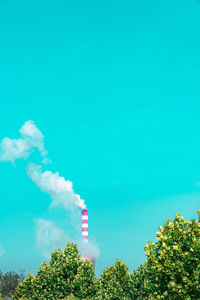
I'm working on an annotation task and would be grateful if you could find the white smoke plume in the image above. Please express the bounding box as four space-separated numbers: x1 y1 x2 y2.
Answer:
78 239 100 259
0 120 99 258
27 163 86 210
35 219 99 259
0 120 47 164
0 243 5 258
35 218 68 258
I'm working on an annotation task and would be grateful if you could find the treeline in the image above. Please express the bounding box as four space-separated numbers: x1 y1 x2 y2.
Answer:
0 270 25 299
3 210 200 299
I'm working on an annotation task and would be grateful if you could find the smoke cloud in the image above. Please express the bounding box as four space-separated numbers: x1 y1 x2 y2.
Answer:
0 120 99 259
35 218 68 258
0 120 85 210
35 219 99 259
0 120 47 164
78 239 100 259
27 163 86 210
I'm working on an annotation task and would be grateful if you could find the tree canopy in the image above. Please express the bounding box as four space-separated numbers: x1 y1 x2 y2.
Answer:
144 211 200 299
12 210 200 299
0 270 25 299
99 258 133 300
13 243 99 300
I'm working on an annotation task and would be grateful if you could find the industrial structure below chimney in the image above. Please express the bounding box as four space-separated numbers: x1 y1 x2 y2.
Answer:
81 209 95 267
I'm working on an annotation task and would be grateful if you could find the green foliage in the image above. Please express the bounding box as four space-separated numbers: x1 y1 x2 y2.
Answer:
12 211 200 299
13 243 99 300
64 296 79 300
0 270 25 299
129 263 150 299
144 211 200 299
61 296 92 300
62 296 82 300
99 258 133 299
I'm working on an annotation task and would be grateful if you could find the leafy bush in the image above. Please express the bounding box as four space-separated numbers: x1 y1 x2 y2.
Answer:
99 259 133 299
129 263 150 299
13 243 99 300
144 211 200 299
61 296 92 300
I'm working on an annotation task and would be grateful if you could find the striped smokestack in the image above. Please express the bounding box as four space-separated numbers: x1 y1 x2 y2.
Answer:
81 209 96 268
82 209 88 242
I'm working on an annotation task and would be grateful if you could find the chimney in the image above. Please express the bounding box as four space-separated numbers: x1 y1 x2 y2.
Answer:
82 209 88 242
81 209 95 267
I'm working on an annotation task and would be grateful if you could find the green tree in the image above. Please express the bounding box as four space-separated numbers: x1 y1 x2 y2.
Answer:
144 211 200 299
129 263 150 299
0 270 25 299
13 243 99 300
99 259 133 300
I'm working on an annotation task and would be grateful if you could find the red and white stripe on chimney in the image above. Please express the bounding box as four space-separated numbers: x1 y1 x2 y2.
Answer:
82 209 88 242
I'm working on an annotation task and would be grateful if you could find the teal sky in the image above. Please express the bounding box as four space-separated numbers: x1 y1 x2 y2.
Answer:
1 0 200 276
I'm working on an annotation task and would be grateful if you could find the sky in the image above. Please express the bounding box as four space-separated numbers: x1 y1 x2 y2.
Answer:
0 0 200 276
